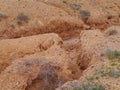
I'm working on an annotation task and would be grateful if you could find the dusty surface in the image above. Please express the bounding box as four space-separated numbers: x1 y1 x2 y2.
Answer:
57 26 120 90
0 33 62 71
0 0 120 40
0 0 120 90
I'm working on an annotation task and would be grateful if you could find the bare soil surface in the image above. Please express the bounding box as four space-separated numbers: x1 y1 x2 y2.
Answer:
0 0 120 90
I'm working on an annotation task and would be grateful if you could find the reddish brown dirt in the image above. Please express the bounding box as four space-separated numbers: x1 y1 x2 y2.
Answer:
0 0 120 90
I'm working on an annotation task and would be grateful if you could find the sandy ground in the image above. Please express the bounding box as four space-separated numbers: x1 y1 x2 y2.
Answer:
0 0 120 90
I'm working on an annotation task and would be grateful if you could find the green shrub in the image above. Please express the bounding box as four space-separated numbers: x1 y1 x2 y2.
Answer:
106 49 120 59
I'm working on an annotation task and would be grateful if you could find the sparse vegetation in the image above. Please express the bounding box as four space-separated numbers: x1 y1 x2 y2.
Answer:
0 13 8 19
105 29 118 36
106 49 120 59
88 49 120 80
0 1 120 90
107 69 120 78
61 0 67 3
86 76 95 81
9 23 15 28
74 82 105 90
79 10 90 22
16 13 29 25
69 4 81 11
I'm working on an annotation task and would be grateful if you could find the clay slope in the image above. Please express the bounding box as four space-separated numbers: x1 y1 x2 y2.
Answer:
0 57 64 90
0 33 62 71
0 0 120 90
0 33 81 90
0 0 120 40
57 26 120 90
0 0 84 40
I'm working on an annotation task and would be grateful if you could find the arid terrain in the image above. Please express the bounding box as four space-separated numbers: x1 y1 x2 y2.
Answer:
0 0 120 90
